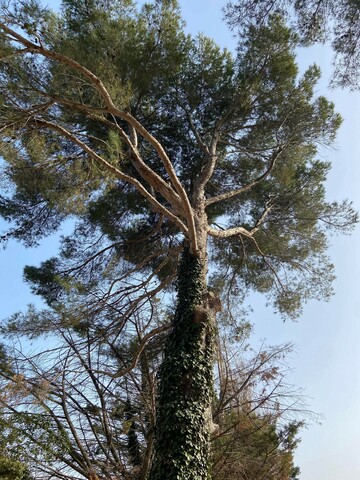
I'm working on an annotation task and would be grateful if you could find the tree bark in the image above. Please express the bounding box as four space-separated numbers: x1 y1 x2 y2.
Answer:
149 247 218 480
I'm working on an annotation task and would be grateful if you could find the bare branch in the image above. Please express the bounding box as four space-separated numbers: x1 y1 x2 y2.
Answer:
251 201 274 234
179 103 210 155
0 46 31 60
208 225 253 239
206 147 283 207
97 324 171 379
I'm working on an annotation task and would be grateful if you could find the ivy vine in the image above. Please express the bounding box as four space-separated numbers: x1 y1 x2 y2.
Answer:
150 248 215 480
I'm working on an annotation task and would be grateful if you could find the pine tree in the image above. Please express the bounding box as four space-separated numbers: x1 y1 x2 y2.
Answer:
0 1 357 478
225 0 360 88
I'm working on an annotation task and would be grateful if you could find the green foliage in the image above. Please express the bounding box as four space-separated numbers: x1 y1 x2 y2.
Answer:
212 415 302 480
0 414 34 480
225 0 360 88
23 258 62 305
0 456 30 480
124 399 142 467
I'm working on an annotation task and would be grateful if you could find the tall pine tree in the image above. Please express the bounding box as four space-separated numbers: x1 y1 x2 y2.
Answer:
0 1 357 478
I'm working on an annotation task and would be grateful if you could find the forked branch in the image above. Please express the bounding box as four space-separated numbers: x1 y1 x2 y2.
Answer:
206 147 283 207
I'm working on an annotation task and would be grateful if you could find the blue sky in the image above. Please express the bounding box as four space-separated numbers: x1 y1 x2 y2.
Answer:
1 1 360 478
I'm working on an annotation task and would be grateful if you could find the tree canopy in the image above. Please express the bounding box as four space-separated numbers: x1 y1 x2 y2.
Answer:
225 0 360 88
0 1 355 316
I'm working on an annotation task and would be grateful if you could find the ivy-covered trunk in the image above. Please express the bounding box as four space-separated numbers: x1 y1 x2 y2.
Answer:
149 247 217 480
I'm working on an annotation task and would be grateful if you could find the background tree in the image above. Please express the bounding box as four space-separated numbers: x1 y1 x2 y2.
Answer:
212 331 305 480
0 0 357 478
0 306 305 480
0 346 33 480
225 0 360 88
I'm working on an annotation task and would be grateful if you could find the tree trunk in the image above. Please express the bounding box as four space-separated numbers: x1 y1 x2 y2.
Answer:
149 247 217 480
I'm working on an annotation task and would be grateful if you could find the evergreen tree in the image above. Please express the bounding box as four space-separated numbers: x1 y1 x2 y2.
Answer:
225 0 360 88
0 346 33 480
0 1 356 478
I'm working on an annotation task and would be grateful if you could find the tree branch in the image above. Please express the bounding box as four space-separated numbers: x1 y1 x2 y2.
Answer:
0 23 199 252
29 119 189 236
95 324 171 379
251 201 274 234
206 147 283 207
208 225 253 239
